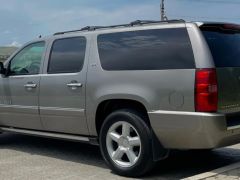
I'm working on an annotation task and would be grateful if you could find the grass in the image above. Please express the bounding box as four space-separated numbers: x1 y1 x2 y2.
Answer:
0 46 18 61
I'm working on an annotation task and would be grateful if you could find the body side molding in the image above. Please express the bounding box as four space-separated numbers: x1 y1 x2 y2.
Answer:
0 127 98 145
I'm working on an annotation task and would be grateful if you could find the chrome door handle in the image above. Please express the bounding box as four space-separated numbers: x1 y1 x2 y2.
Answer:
67 83 82 88
24 83 37 88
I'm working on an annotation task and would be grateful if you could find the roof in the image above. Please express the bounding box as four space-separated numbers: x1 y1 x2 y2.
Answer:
195 21 240 27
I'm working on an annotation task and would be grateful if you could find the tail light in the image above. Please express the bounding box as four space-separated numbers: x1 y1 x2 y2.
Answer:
195 68 218 112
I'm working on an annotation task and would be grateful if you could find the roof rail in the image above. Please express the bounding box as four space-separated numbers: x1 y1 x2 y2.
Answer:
53 19 185 35
54 30 81 35
80 26 104 31
130 20 158 26
129 19 185 26
54 26 106 35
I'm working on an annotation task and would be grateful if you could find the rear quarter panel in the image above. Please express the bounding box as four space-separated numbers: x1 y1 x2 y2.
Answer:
86 26 196 136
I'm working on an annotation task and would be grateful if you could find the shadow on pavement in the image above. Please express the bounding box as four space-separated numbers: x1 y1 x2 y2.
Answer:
144 148 240 179
0 133 106 169
1 133 240 179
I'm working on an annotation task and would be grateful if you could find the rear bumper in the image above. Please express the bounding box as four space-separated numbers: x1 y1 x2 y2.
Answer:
148 110 240 149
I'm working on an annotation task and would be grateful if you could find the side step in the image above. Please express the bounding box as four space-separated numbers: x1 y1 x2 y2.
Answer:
0 127 98 145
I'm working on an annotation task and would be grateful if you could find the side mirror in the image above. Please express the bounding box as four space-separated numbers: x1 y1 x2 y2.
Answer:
0 62 6 75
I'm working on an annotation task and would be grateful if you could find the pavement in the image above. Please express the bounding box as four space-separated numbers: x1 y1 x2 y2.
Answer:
1 133 240 179
185 162 240 180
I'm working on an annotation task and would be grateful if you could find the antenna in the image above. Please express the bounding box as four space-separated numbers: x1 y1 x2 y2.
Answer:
160 0 168 21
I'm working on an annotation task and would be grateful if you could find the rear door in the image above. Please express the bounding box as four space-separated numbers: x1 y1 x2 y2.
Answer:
39 36 89 135
200 24 240 113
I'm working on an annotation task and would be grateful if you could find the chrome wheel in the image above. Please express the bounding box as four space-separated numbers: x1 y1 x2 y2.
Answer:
106 121 141 168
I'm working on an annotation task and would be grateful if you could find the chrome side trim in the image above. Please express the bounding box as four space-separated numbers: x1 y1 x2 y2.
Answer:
40 106 85 112
0 104 85 112
0 127 90 142
0 105 84 114
0 104 38 110
148 110 223 117
7 73 80 78
40 73 79 77
8 74 41 78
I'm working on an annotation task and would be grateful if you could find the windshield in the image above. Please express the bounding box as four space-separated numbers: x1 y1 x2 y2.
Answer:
201 24 240 67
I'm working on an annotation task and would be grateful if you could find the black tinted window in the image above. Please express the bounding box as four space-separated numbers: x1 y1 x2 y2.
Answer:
48 37 86 74
201 26 240 67
97 28 195 70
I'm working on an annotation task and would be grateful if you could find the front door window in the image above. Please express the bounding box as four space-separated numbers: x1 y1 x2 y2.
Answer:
9 42 45 76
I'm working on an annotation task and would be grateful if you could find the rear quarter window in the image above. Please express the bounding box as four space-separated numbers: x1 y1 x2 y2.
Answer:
97 28 195 71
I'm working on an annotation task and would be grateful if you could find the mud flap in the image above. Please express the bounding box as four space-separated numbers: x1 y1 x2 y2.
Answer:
151 130 169 162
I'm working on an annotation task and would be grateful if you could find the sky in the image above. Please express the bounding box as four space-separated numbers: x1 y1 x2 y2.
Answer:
0 0 240 46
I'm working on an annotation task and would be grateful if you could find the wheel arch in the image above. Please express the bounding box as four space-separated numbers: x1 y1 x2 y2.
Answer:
95 98 169 163
95 98 151 135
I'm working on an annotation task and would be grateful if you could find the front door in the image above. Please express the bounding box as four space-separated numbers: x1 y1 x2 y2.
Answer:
0 42 46 130
39 36 89 135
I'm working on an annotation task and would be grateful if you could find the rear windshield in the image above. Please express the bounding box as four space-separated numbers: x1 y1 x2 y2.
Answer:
201 25 240 67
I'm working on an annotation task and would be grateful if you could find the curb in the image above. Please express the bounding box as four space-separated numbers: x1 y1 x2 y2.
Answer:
182 162 240 180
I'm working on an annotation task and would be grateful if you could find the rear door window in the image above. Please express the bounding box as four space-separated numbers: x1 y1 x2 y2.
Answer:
201 25 240 67
48 37 86 74
97 28 195 71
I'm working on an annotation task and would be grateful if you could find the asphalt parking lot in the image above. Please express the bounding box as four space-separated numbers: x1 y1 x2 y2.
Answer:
1 133 240 180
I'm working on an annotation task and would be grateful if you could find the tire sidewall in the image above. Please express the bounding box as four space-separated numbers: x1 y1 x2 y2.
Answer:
99 110 153 177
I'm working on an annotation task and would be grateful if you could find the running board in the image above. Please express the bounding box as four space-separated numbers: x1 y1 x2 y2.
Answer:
0 127 97 144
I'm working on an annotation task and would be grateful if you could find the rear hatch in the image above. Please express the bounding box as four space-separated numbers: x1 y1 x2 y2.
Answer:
200 23 240 113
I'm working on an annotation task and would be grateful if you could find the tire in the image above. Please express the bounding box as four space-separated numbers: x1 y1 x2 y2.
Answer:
99 109 155 177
